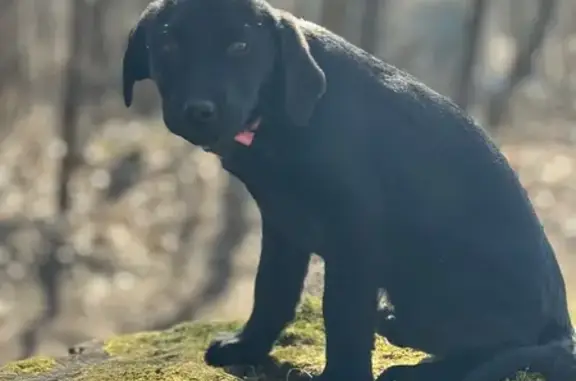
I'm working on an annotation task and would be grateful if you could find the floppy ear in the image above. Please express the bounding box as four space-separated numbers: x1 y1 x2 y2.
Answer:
277 15 326 126
122 22 150 108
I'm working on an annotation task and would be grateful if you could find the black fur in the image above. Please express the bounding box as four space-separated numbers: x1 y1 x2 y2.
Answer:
122 1 576 380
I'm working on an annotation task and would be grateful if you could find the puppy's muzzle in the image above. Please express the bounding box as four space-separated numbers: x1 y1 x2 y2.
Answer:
184 99 218 125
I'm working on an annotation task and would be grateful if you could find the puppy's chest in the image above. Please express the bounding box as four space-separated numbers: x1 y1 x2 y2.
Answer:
256 189 327 254
223 144 348 255
229 161 327 253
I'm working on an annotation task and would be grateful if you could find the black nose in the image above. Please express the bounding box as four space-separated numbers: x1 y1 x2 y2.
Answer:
184 100 217 124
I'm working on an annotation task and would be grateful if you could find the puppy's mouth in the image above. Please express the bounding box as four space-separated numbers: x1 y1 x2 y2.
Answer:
233 115 262 147
202 111 262 154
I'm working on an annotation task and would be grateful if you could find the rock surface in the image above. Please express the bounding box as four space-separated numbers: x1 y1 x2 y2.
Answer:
0 298 542 381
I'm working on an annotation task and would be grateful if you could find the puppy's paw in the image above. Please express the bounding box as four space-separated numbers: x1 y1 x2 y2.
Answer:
204 331 269 367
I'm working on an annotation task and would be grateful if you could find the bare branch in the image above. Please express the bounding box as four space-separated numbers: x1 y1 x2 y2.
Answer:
454 0 490 110
487 0 558 128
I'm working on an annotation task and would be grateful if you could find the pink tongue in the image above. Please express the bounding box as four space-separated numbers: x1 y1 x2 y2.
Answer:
234 131 255 146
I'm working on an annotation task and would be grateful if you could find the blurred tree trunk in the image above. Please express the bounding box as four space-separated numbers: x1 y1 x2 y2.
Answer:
360 0 388 55
487 0 558 128
0 0 26 133
507 0 539 44
320 0 348 34
58 0 86 214
23 0 86 356
20 0 88 359
454 0 489 110
89 0 112 68
86 0 115 124
0 0 20 90
87 0 112 97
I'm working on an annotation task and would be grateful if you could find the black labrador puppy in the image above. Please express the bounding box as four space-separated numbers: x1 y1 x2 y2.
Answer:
122 1 576 380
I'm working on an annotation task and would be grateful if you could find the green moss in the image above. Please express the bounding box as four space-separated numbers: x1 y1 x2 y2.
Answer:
0 297 549 381
0 356 56 376
511 371 545 381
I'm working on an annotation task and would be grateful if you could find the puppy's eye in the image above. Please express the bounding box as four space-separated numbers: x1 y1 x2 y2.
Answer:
227 41 249 56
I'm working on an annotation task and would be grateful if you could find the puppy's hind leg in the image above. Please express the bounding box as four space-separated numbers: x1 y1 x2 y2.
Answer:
461 339 576 381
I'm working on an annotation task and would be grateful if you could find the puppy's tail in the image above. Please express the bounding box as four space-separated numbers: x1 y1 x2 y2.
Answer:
462 337 576 381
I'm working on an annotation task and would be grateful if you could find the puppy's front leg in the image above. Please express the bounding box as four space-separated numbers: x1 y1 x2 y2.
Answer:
320 233 379 381
205 217 310 367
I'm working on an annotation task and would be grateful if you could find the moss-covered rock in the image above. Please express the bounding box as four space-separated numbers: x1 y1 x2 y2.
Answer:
0 297 544 381
0 357 57 377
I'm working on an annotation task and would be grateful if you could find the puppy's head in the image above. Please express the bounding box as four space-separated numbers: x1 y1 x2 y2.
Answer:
123 0 326 155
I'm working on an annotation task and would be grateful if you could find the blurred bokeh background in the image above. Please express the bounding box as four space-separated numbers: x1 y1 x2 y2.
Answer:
0 0 575 364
